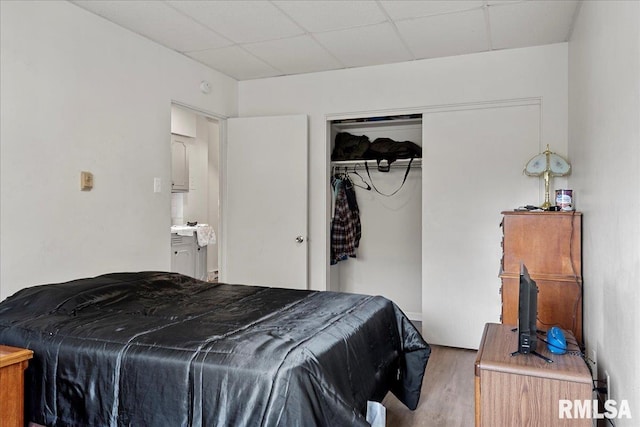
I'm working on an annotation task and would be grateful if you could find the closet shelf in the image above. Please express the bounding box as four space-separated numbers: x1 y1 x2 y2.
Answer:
331 158 422 169
332 116 422 130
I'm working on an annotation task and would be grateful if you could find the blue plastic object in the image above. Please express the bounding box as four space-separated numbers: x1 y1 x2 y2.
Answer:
546 326 567 354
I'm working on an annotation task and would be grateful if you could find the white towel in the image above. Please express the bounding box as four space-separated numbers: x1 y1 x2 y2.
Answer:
171 225 196 237
195 224 217 247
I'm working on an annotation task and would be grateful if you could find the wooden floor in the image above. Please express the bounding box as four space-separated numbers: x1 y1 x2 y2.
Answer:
382 345 477 427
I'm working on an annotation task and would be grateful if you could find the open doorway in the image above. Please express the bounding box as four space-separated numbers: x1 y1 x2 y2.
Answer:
170 103 221 281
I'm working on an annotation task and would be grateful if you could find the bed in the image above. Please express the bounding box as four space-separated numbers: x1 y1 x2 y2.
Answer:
0 272 430 427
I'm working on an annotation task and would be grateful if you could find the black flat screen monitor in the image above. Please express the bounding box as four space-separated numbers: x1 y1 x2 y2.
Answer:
518 263 539 354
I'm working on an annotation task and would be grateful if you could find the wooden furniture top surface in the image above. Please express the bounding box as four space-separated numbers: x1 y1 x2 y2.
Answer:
0 344 33 368
475 323 590 384
501 211 582 216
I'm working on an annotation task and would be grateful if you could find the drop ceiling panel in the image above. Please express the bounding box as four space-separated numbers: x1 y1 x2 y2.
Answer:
380 0 484 20
187 46 280 81
314 23 412 68
167 0 304 44
489 0 579 49
244 35 343 75
396 8 489 59
274 0 386 32
69 0 581 81
73 0 231 51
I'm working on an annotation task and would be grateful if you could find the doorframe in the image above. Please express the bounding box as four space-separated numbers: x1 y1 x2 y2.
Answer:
170 100 227 280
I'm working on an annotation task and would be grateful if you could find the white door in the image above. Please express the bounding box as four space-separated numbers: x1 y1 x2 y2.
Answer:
422 103 541 349
223 115 308 289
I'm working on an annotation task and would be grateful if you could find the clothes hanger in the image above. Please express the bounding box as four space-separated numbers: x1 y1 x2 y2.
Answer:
349 164 372 191
342 167 354 189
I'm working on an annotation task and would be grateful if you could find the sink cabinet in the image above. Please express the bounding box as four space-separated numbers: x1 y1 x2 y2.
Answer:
171 234 206 280
195 245 207 281
171 234 195 277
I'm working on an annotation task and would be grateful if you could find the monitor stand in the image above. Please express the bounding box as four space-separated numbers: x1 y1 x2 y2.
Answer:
509 327 553 363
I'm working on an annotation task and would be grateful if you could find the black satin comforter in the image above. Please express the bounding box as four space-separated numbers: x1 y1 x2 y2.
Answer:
0 272 429 427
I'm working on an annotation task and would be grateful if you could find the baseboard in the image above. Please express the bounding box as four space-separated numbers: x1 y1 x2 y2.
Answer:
405 311 421 322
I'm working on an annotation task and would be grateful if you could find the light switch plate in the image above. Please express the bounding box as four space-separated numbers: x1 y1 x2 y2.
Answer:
80 171 93 191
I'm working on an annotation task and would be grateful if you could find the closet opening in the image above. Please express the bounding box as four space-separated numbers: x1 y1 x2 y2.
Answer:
328 114 423 323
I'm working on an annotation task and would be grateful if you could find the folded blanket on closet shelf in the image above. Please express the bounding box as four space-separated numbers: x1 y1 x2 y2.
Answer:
196 224 216 246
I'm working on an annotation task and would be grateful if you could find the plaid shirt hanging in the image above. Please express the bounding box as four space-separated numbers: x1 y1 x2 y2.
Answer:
331 179 361 265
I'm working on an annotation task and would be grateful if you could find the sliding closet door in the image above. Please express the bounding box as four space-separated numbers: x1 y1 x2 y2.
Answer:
422 103 540 349
223 115 308 289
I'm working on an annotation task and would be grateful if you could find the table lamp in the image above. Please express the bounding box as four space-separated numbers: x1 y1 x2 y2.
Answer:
524 145 571 209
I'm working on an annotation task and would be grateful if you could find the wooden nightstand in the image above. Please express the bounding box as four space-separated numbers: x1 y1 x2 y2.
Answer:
475 323 591 426
0 345 34 427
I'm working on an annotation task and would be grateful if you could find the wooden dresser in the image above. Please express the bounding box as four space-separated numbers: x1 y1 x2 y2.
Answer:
0 345 33 427
500 211 583 344
475 323 591 427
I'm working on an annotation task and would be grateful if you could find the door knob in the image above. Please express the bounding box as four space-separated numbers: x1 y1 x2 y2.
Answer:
295 236 304 243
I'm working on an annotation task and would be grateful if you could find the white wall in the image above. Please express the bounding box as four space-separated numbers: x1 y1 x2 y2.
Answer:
568 1 640 421
238 43 568 346
0 1 237 299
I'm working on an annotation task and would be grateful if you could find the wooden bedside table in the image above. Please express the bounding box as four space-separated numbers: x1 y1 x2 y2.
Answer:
475 323 591 426
0 345 34 427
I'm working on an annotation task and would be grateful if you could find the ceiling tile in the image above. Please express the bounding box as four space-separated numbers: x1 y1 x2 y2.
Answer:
489 1 579 49
72 1 231 52
314 23 412 68
274 1 386 32
69 0 580 81
380 0 484 20
396 8 489 59
167 0 304 44
244 35 343 75
187 46 280 80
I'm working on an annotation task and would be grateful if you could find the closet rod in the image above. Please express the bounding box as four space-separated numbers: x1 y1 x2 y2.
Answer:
330 158 422 170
